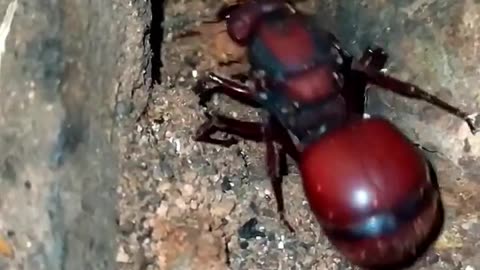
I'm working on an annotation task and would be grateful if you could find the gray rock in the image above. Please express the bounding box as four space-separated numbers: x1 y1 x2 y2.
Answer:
0 0 150 269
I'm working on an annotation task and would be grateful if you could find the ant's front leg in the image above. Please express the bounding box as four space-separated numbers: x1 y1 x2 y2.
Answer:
265 118 295 233
343 47 389 116
357 47 388 71
193 72 260 108
353 51 480 135
194 112 265 147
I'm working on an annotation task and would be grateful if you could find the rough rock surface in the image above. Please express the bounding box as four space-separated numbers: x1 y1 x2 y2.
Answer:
0 0 149 269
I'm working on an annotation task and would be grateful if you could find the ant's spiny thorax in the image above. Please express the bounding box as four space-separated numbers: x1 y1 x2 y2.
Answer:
255 88 349 148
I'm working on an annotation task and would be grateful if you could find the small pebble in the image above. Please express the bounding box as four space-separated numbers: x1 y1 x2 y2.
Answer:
168 206 182 218
239 241 249 249
190 200 198 210
174 197 187 210
115 100 133 118
24 181 31 190
183 171 198 182
221 177 233 192
238 217 266 239
181 183 195 198
152 162 174 181
157 182 172 193
116 246 130 263
210 198 236 217
119 220 135 235
156 203 169 218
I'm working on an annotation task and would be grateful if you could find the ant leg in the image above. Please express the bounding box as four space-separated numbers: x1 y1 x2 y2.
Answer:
357 47 388 71
195 112 299 233
265 119 295 233
343 47 388 116
230 72 250 83
194 112 265 147
194 112 297 231
193 72 260 107
413 143 438 154
357 47 390 116
353 57 480 135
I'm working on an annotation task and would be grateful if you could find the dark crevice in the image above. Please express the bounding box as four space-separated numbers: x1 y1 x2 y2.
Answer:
150 0 164 84
137 0 165 121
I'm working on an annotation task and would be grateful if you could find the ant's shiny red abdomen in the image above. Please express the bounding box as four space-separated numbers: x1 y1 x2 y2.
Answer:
301 117 439 267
